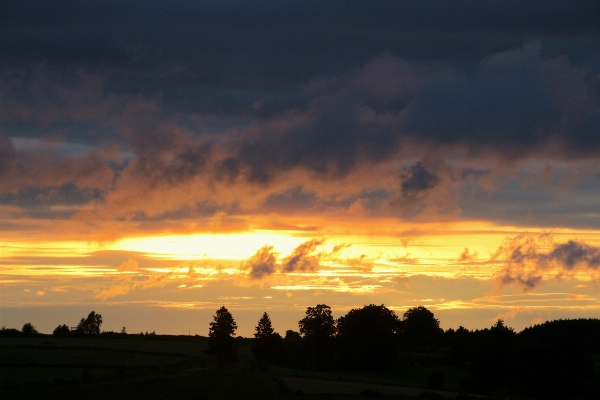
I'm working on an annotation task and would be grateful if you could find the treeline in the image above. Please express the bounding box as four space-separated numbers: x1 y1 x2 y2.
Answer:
0 311 166 338
209 304 600 400
1 311 107 338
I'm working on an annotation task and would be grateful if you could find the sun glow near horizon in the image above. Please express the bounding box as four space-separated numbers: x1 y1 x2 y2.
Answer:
111 230 316 260
4 221 600 335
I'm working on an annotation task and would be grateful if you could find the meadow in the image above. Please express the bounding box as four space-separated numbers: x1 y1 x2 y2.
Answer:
0 335 468 400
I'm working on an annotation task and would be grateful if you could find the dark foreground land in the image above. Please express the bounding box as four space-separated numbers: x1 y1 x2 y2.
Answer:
1 335 476 400
3 316 600 400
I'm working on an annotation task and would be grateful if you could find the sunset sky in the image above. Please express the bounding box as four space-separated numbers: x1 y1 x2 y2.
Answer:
2 0 600 337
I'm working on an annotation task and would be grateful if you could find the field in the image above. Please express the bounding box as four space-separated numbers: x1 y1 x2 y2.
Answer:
0 335 479 400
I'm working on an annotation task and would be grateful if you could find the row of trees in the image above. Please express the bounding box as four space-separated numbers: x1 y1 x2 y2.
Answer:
0 311 104 338
53 311 103 336
208 304 442 370
208 304 600 399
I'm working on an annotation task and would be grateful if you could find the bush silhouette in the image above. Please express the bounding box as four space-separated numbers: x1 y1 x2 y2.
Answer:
53 324 70 336
0 326 21 337
21 322 38 335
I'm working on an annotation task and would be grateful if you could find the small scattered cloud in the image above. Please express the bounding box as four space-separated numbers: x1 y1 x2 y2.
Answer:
490 306 529 322
118 258 139 272
458 248 477 262
390 254 419 264
282 238 325 273
243 245 279 280
97 284 132 300
240 239 362 279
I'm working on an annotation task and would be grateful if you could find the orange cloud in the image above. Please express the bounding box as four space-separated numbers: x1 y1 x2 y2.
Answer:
118 258 139 272
458 248 477 262
96 284 132 300
490 306 529 322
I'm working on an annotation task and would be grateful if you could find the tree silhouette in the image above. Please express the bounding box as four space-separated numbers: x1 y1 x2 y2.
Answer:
462 319 516 393
53 324 71 337
76 311 103 335
337 304 400 370
400 306 442 347
21 322 38 335
299 304 336 338
282 330 305 367
252 312 282 362
208 306 238 364
255 312 274 338
448 326 472 366
298 304 336 368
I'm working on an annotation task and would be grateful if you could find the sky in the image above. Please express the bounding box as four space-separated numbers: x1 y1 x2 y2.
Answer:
2 0 600 337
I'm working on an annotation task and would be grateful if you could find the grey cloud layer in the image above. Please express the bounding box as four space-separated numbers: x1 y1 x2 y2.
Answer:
2 1 600 227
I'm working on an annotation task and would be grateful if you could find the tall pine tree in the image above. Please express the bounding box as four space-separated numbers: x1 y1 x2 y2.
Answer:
254 312 274 339
252 312 282 362
208 306 238 364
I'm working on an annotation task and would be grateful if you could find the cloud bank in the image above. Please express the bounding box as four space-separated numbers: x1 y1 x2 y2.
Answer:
2 1 600 232
494 235 600 289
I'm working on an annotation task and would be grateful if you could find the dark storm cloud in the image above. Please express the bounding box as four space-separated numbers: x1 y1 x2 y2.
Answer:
0 184 102 207
0 184 103 219
400 162 440 201
0 135 17 177
222 43 600 183
2 1 600 226
3 1 599 75
459 172 600 229
3 1 599 122
494 235 600 290
129 140 212 185
401 41 600 158
263 186 318 213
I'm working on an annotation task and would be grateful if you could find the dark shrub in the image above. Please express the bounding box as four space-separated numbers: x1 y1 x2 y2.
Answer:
21 322 38 335
53 324 71 336
0 326 21 337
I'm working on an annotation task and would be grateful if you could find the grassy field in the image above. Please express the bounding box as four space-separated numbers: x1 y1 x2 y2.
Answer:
0 336 214 384
1 335 471 400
